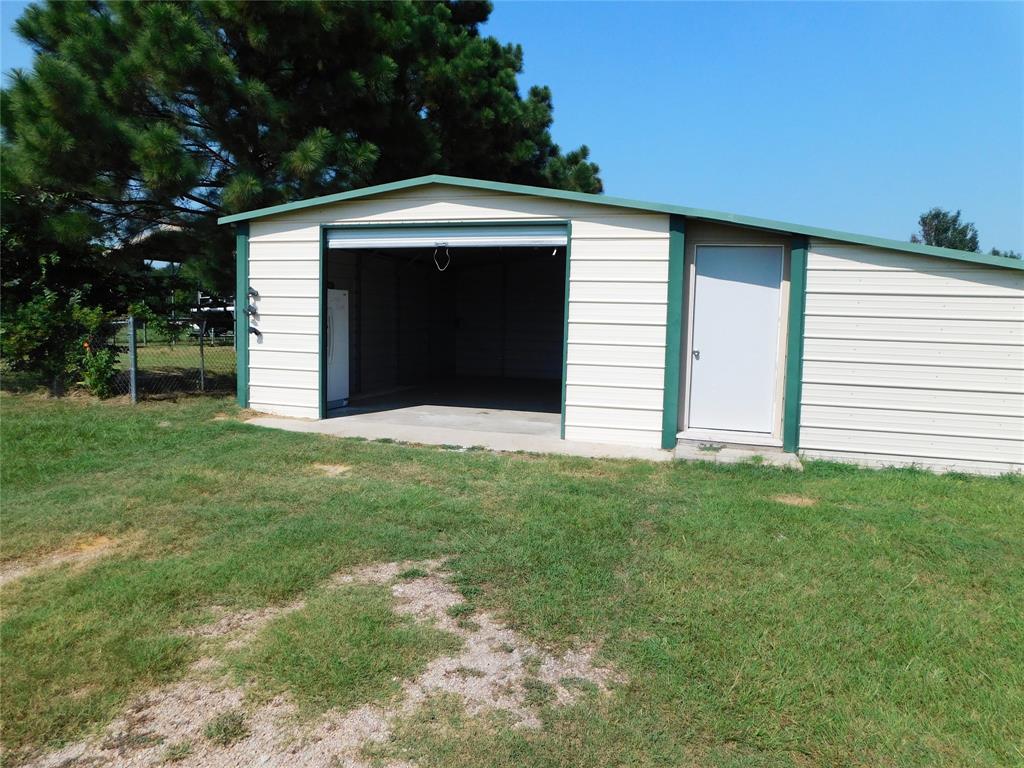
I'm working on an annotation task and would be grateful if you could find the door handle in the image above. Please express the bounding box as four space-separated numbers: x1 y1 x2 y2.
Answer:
693 349 700 360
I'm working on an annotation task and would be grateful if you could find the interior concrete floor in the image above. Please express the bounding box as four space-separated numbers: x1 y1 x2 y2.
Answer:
247 378 671 461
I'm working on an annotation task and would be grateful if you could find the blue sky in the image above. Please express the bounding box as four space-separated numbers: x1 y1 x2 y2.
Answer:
4 1 1022 251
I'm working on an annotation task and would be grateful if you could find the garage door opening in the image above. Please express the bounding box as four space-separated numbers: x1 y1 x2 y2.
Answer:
322 229 568 439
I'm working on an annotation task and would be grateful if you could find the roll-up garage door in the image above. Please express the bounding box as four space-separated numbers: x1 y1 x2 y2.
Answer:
325 223 568 249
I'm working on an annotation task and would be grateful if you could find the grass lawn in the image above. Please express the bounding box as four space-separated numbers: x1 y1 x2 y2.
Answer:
1 392 1022 766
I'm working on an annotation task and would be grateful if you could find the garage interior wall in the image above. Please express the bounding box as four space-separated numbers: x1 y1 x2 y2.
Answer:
325 248 566 397
798 241 1024 475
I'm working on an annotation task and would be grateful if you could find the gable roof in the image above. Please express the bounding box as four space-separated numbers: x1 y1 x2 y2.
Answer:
218 174 1024 271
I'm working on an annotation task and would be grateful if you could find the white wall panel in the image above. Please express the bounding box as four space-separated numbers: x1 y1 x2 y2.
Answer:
250 333 320 354
248 401 320 420
805 315 1021 345
801 383 1023 416
802 241 1024 472
568 302 667 325
803 338 1024 369
805 292 1024 321
249 386 319 409
567 323 666 347
567 343 665 368
249 279 320 298
802 360 1024 393
565 384 663 410
251 315 319 335
564 425 662 447
252 296 319 317
570 260 668 282
565 405 662 431
801 405 1022 441
249 349 319 371
565 364 665 389
568 282 668 304
565 239 669 260
247 367 318 390
807 269 1019 296
248 260 319 279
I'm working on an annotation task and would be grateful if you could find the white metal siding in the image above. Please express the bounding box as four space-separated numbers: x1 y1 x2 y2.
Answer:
245 184 670 446
801 241 1024 474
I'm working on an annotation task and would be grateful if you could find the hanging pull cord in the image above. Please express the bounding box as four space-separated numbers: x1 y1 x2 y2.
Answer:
433 246 451 272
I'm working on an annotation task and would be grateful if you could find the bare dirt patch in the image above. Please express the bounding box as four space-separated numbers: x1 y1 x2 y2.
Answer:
773 494 817 507
24 560 619 768
313 463 352 477
0 535 125 587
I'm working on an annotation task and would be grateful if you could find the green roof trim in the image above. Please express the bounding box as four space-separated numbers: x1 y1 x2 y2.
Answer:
218 174 1023 271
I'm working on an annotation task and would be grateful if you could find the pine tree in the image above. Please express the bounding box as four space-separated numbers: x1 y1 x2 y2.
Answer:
2 1 602 292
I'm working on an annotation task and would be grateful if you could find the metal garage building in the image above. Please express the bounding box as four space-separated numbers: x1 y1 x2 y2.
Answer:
219 175 1024 475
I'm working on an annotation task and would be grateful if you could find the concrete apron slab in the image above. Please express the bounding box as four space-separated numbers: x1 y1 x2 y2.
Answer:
246 407 673 462
674 442 804 470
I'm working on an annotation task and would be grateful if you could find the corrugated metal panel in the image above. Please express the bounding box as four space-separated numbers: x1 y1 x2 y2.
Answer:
564 425 661 446
570 260 668 282
568 282 668 304
567 343 665 368
565 384 663 410
565 364 665 389
249 260 319 278
800 426 1022 464
249 278 320 298
805 293 1024 320
807 270 1019 296
247 367 318 389
250 333 320 354
565 405 662 431
245 237 321 419
568 302 667 325
249 386 319 409
248 402 320 420
252 297 319 316
801 405 1022 441
802 241 1024 471
567 323 666 347
799 449 1019 476
805 316 1021 344
803 338 1024 368
801 382 1023 416
248 349 319 371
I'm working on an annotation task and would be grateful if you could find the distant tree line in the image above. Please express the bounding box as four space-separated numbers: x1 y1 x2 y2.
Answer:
911 208 1020 259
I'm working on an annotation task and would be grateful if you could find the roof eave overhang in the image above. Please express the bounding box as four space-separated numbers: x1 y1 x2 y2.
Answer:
217 174 1023 271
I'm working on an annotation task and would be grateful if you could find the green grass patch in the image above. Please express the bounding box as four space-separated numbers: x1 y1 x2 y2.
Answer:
203 710 248 746
232 585 460 714
1 392 1022 766
397 567 428 580
162 739 193 762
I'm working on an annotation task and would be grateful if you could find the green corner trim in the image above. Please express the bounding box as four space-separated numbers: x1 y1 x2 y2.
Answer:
560 221 573 440
234 223 249 408
661 216 686 450
318 225 327 419
783 236 809 453
217 174 1022 272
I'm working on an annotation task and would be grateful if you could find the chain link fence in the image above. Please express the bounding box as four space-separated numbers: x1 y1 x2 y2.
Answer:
107 314 236 400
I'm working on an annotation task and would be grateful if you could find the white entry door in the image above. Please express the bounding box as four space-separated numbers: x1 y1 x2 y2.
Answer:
687 245 784 434
326 289 349 406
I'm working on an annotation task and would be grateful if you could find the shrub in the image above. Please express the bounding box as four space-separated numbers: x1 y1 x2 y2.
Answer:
78 344 119 398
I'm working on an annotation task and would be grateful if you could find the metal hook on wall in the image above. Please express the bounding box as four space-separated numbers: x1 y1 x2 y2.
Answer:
433 246 451 272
